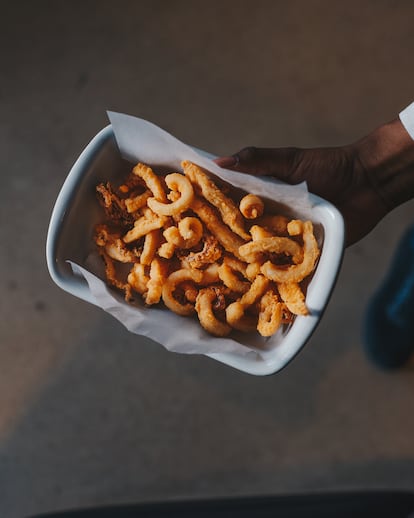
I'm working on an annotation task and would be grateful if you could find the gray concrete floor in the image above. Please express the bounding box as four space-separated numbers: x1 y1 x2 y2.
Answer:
2 1 414 516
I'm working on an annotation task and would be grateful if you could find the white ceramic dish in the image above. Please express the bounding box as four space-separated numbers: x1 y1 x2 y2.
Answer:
46 125 345 376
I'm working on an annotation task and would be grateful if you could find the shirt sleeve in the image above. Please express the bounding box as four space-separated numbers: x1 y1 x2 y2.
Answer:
399 102 414 140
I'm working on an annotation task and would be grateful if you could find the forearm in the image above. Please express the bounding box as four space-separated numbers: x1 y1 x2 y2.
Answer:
354 116 414 211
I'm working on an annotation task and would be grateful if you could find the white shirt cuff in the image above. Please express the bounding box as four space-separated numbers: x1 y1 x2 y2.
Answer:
399 102 414 140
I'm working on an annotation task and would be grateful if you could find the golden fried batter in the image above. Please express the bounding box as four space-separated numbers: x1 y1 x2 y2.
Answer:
94 160 321 339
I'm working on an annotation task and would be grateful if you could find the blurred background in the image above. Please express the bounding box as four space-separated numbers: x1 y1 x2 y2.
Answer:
2 1 414 516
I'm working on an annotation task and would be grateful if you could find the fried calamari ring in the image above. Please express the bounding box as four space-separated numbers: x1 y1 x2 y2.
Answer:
132 163 167 202
277 282 308 316
195 287 232 337
191 197 246 260
145 258 168 305
123 210 167 243
182 160 250 240
261 221 319 283
218 263 247 293
178 217 203 246
218 256 250 293
257 289 283 337
225 275 269 332
235 274 269 307
185 234 222 269
225 301 257 332
239 194 264 219
147 173 194 216
162 268 203 316
163 217 203 249
238 236 303 264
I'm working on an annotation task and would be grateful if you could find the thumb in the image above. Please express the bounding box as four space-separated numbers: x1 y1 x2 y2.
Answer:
214 146 300 181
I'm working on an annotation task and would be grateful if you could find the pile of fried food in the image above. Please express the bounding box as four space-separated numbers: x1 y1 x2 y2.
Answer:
94 161 320 337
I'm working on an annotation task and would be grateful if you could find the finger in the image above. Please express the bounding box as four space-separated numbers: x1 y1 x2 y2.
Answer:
214 146 300 182
214 156 238 168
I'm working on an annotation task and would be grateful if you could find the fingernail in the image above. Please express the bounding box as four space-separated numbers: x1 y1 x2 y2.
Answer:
214 156 237 168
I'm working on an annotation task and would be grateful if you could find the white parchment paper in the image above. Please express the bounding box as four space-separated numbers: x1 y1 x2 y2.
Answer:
70 112 315 358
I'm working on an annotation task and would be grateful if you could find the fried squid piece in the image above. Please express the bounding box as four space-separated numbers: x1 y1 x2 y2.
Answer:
277 282 308 316
191 197 246 260
195 286 232 337
118 169 147 194
140 229 163 265
225 275 269 332
238 236 303 264
180 281 199 304
218 256 250 294
182 161 251 240
145 258 168 305
158 241 176 259
162 269 203 316
99 250 133 302
245 261 262 281
257 289 284 337
128 263 150 295
148 173 194 216
249 225 274 241
96 183 134 226
255 215 289 235
94 224 139 263
239 194 264 219
122 209 168 243
185 234 222 269
200 263 220 284
125 190 152 213
261 221 319 283
163 217 203 256
132 163 167 202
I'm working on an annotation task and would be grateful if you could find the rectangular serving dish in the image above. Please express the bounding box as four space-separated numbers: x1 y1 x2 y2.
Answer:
46 125 344 376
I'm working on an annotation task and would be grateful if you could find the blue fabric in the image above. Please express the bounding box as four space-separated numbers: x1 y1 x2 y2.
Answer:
364 225 414 368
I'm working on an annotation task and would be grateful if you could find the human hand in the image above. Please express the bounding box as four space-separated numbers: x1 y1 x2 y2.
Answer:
214 118 414 246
